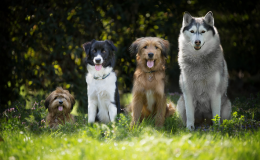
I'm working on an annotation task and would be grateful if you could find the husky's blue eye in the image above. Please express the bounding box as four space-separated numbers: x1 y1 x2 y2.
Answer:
190 30 194 33
201 30 205 33
144 46 147 49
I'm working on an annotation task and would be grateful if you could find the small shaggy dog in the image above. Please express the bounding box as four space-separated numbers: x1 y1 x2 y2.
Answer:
45 87 75 128
129 37 175 128
83 39 121 123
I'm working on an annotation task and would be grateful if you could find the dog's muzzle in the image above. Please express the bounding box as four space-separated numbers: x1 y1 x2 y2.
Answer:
192 41 205 51
194 40 201 50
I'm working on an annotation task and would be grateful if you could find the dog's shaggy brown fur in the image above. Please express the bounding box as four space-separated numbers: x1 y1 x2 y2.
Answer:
129 37 175 128
45 87 75 128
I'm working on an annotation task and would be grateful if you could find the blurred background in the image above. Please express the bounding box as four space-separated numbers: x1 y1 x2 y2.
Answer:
1 0 259 113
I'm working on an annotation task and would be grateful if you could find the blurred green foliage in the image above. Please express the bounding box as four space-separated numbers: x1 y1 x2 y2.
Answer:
1 0 260 112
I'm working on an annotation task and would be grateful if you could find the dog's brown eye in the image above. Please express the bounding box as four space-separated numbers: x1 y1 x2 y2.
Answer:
155 46 158 49
201 30 205 33
190 30 194 33
144 46 147 49
93 49 96 53
54 97 57 100
102 50 106 53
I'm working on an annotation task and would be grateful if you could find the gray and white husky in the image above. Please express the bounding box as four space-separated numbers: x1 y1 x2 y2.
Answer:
177 11 231 131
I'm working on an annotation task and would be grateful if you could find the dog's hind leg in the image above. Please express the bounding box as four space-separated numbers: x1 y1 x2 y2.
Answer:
177 95 187 126
221 96 231 122
165 102 175 118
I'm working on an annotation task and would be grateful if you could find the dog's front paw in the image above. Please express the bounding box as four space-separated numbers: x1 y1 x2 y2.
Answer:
187 124 195 131
88 119 95 123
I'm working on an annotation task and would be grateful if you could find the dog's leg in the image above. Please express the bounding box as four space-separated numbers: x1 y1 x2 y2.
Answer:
177 95 186 125
98 108 110 123
210 93 221 124
210 71 222 124
184 92 195 131
221 96 232 122
154 95 166 128
108 104 117 122
130 92 144 128
88 98 98 123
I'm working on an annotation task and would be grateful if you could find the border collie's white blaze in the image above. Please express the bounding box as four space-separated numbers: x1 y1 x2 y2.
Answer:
83 39 121 123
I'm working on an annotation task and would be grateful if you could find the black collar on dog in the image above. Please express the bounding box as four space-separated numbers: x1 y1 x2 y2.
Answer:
94 73 110 80
145 70 157 73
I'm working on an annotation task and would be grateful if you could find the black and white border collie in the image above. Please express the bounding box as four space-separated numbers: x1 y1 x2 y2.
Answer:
82 39 121 123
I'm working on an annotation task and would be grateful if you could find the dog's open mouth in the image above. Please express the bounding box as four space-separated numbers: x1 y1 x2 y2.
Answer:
95 64 102 71
147 60 155 68
194 46 201 50
193 42 205 50
58 106 63 111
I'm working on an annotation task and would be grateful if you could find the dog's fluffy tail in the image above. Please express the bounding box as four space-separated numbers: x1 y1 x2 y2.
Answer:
165 102 176 118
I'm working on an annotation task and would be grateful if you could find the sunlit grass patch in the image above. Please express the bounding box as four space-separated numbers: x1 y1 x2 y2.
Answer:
1 94 260 159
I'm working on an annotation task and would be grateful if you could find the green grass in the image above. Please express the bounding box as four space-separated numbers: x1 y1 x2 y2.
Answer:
1 94 260 160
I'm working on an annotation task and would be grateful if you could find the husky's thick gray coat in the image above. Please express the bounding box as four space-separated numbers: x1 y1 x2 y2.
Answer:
177 11 231 131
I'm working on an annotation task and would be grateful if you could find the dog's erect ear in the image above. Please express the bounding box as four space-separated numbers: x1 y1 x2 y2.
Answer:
204 11 214 26
183 11 193 26
129 37 145 56
82 39 96 57
44 93 52 109
160 39 170 58
105 40 117 52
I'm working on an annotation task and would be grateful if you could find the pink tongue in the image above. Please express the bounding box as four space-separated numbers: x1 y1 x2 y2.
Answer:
58 106 63 111
95 64 102 71
147 60 154 68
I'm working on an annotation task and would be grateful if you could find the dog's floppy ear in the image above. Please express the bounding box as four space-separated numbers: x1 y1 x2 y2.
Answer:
204 11 214 26
44 93 52 109
69 94 75 110
160 39 170 58
129 37 145 56
105 40 117 52
82 39 96 57
65 90 75 110
183 11 193 26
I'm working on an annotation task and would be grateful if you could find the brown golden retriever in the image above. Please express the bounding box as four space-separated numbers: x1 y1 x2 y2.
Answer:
129 37 175 128
45 87 75 128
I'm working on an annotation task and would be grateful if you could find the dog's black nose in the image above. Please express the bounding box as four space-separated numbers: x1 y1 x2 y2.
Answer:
148 53 154 58
59 101 63 104
195 40 201 45
95 58 101 63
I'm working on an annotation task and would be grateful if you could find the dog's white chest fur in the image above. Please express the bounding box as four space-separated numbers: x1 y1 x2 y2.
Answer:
86 64 116 96
146 90 155 112
86 64 117 123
